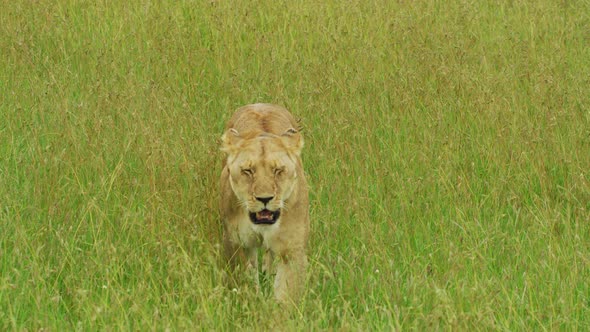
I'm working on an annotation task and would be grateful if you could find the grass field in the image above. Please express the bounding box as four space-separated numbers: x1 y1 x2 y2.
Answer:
1 0 589 330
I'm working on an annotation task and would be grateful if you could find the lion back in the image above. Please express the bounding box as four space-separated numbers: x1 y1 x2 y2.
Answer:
226 104 301 139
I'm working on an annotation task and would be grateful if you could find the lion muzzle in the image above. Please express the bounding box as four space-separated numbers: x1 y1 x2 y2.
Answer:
249 209 281 225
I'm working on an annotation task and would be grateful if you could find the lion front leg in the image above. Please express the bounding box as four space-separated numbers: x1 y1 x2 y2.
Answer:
273 250 307 304
224 232 244 269
262 249 275 276
223 234 243 286
223 234 259 285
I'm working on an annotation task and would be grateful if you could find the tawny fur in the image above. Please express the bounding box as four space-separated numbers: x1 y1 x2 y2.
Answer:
219 104 309 304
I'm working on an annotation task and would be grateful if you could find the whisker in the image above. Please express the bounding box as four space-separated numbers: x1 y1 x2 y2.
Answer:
237 199 248 209
282 201 290 212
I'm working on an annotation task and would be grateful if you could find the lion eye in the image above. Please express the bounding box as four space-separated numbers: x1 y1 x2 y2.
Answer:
241 168 253 176
274 167 285 176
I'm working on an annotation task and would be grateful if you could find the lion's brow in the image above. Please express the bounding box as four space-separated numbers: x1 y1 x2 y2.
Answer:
259 139 266 157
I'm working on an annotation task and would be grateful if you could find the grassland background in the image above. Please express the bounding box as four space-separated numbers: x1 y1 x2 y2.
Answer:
1 0 589 330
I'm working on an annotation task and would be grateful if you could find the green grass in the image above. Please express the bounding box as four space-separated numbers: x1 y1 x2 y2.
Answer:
1 0 589 330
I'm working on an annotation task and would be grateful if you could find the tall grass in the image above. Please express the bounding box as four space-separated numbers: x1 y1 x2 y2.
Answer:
1 0 589 330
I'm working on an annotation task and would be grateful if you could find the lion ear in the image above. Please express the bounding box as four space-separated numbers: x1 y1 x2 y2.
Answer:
221 128 240 155
281 128 304 156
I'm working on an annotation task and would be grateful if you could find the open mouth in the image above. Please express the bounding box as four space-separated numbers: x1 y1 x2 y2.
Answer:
249 209 281 225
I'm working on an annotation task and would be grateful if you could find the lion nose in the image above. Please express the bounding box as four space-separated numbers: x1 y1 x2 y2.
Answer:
256 196 274 205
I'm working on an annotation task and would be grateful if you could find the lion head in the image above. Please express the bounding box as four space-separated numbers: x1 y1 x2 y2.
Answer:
221 128 303 225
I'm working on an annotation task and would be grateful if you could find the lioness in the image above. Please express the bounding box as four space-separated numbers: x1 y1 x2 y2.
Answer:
219 103 309 304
